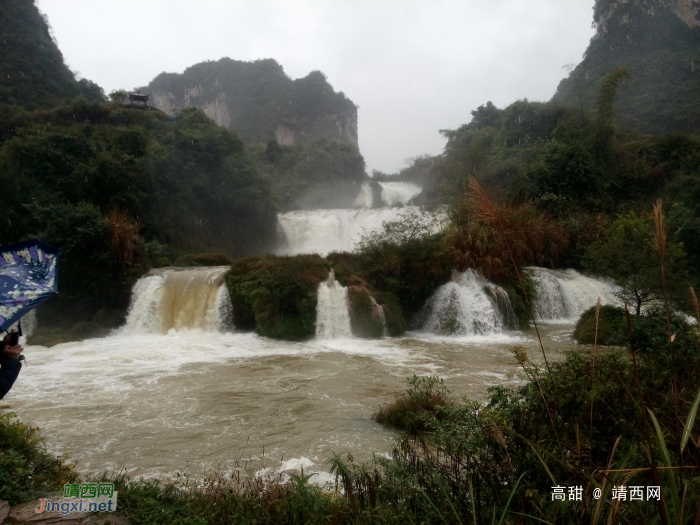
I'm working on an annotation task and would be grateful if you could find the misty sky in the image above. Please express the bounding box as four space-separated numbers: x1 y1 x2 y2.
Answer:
37 0 596 174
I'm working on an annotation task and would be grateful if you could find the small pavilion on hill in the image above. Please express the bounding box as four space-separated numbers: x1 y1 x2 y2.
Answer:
129 90 149 110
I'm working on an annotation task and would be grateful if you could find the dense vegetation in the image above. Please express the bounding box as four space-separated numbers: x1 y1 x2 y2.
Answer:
553 0 700 136
0 101 276 331
0 412 79 505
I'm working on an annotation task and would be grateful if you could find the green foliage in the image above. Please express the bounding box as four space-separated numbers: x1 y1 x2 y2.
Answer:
0 101 276 326
249 139 366 210
174 253 232 267
0 412 80 505
108 90 128 105
374 375 451 434
554 3 700 136
593 67 630 161
356 209 452 318
584 211 688 314
573 304 628 345
227 255 329 340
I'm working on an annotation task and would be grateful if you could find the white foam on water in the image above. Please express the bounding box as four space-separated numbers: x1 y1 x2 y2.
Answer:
527 267 621 323
353 183 373 208
316 270 352 339
276 207 420 256
378 181 422 206
421 270 514 336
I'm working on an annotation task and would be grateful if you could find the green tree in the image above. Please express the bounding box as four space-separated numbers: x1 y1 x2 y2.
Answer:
584 212 687 315
108 89 128 105
593 67 629 161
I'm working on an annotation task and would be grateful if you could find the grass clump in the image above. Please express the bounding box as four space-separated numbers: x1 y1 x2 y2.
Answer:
0 412 80 505
574 304 627 345
374 375 450 434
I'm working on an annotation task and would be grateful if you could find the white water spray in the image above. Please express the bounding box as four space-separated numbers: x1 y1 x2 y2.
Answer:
277 207 422 256
124 267 233 334
378 181 422 206
353 183 373 208
315 270 352 339
527 267 620 322
422 270 514 336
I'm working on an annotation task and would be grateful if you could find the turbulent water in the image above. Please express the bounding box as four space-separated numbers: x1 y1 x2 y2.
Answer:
315 270 352 339
377 182 422 206
124 267 233 333
528 267 620 323
276 207 421 256
421 270 514 336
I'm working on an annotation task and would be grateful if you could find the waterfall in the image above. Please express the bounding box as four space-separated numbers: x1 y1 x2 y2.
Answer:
378 181 422 206
315 270 352 339
277 207 421 256
527 267 620 322
124 266 233 333
422 270 514 336
353 183 373 208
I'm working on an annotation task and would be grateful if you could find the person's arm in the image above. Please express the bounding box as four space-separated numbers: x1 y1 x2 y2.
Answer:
0 345 23 400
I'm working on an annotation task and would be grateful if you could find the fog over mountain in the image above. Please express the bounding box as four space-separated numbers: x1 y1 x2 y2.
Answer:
36 0 595 173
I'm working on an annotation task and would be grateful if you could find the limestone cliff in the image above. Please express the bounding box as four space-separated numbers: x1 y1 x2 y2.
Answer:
142 58 358 146
553 0 700 135
0 0 103 115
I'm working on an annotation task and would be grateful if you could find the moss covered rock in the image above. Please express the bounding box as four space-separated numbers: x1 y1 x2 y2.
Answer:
574 305 627 346
348 287 385 338
376 292 407 337
227 255 329 340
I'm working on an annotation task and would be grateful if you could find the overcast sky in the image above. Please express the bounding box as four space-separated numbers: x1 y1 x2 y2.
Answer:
37 0 595 174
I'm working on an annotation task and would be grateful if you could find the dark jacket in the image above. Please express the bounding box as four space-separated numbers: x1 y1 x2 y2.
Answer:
0 355 21 400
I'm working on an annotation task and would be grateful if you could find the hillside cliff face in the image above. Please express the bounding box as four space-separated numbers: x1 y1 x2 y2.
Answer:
0 0 103 115
553 0 700 135
143 58 358 146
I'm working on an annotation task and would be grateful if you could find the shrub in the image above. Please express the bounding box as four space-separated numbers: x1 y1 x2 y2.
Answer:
374 375 450 434
573 304 627 345
227 255 329 340
174 252 232 267
0 412 80 505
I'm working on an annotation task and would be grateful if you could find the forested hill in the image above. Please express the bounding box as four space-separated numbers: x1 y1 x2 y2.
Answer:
552 0 700 135
0 0 103 117
141 58 358 147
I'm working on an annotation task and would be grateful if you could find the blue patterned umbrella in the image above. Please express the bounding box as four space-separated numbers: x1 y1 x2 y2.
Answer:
0 239 58 333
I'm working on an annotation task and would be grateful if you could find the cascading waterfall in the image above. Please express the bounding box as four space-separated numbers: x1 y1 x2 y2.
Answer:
124 266 233 334
422 270 514 336
277 207 421 256
353 183 374 208
527 267 620 322
377 181 422 206
315 270 352 339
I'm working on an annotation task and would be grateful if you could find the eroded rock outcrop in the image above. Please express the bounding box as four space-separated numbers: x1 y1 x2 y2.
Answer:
142 58 358 147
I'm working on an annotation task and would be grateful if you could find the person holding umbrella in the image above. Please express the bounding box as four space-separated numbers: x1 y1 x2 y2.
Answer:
0 339 24 400
0 240 58 400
